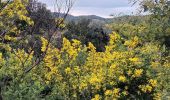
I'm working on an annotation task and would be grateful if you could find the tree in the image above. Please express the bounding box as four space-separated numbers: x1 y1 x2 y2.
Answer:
0 1 75 99
130 0 170 47
64 18 109 52
23 0 75 74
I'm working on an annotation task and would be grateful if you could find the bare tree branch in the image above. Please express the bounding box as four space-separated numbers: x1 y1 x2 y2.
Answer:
23 0 75 75
0 0 11 12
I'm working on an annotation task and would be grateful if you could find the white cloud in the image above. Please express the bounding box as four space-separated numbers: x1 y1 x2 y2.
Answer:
38 0 139 18
73 0 130 8
70 6 139 18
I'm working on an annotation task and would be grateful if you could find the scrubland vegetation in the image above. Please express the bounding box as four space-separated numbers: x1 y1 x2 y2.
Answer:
0 0 170 99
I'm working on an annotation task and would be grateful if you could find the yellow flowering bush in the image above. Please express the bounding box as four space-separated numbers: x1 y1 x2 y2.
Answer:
0 0 169 99
0 32 169 99
33 32 168 99
0 0 33 54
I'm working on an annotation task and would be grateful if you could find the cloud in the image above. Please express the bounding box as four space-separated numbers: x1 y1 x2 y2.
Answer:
74 0 130 8
38 0 139 18
70 6 138 18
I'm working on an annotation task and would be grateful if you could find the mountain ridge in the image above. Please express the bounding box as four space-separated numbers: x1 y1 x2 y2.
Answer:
53 12 112 22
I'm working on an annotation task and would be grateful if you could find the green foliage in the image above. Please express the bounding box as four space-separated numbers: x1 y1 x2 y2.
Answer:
0 33 170 99
129 0 170 46
0 0 169 99
64 19 109 52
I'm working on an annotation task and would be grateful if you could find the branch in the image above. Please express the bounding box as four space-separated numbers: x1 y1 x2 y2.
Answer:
22 0 75 76
0 0 11 12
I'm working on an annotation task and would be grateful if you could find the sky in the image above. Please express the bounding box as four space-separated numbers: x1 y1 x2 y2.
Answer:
38 0 139 18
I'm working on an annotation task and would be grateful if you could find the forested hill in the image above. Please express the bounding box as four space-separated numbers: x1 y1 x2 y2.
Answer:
53 12 147 23
53 12 112 22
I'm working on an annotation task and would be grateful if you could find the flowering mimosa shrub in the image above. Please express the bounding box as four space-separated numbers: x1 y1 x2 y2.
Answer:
0 0 33 52
0 32 169 99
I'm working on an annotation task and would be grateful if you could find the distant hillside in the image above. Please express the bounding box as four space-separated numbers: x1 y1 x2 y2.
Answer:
52 12 112 22
52 12 147 24
75 15 106 20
